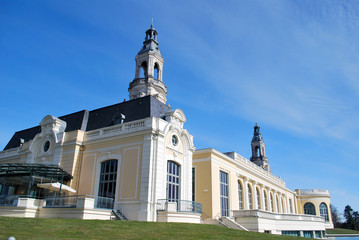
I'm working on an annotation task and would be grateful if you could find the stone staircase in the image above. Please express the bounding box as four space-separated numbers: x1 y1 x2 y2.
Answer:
112 202 128 220
218 216 249 231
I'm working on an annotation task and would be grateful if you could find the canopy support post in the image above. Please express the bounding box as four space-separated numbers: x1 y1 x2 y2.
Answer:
27 170 33 196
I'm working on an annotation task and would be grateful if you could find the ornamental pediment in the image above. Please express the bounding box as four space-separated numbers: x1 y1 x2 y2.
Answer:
165 109 186 128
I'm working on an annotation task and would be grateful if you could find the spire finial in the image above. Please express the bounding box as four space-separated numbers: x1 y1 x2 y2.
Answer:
151 16 154 27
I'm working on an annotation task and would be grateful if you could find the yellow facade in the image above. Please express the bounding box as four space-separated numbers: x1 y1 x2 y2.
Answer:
193 148 333 230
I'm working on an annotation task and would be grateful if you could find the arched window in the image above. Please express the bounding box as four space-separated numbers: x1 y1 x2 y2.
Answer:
140 61 147 78
248 185 253 209
98 160 118 199
154 62 160 80
320 203 329 221
167 161 180 202
304 202 316 215
256 188 260 209
238 181 243 210
256 147 260 157
264 191 268 211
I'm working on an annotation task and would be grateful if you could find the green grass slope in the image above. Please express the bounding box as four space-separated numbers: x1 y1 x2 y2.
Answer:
0 217 304 240
326 228 359 235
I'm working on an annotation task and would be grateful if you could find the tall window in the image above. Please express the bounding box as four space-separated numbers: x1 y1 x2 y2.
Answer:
270 193 274 212
256 188 261 209
248 185 252 209
167 161 180 202
304 202 316 215
289 199 293 213
238 181 243 210
192 167 196 201
264 191 268 211
320 203 329 221
98 160 118 198
220 171 229 216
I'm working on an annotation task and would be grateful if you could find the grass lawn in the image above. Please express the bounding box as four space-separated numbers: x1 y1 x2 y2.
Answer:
326 228 359 235
0 217 304 240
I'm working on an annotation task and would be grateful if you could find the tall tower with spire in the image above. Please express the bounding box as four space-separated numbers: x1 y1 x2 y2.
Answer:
128 24 167 104
250 123 270 172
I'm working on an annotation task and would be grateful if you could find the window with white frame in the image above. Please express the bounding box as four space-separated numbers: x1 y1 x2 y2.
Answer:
304 202 316 215
264 191 268 211
248 185 253 209
320 202 329 221
282 196 286 213
98 160 118 199
220 171 229 216
238 181 243 210
167 161 180 202
270 193 274 212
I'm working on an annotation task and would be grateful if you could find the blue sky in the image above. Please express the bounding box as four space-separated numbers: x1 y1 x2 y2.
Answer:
1 0 358 217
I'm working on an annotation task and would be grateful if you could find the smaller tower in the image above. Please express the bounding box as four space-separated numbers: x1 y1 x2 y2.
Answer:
250 123 270 172
128 24 167 104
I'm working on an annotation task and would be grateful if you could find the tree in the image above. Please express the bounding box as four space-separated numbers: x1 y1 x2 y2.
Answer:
353 211 359 231
330 204 341 227
344 205 354 229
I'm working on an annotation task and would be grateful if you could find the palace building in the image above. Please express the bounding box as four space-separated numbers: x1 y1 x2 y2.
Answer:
0 25 332 238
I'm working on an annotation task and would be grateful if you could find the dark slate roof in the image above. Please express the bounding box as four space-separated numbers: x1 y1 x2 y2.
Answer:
3 96 170 151
4 110 88 151
4 126 41 151
86 95 170 131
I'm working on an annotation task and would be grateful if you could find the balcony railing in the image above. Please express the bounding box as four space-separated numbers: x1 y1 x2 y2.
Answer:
233 209 325 222
94 196 114 209
157 199 202 214
44 195 114 209
0 195 34 207
44 195 78 208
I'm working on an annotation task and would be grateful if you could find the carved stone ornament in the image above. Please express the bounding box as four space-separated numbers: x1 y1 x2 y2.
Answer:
39 115 67 143
165 109 186 128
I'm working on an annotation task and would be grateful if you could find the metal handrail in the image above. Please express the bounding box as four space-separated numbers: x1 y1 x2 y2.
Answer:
44 195 114 209
157 199 202 214
0 195 35 207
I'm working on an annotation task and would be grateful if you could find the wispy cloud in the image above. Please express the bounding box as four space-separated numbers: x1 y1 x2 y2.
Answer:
159 0 359 144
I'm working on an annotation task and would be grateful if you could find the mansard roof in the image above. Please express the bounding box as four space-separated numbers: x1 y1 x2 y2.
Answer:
4 96 170 150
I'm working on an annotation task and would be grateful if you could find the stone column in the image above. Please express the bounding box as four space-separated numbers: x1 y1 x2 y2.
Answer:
283 195 288 213
243 177 249 210
260 184 266 211
252 181 258 209
277 193 282 213
266 187 272 212
273 190 278 213
268 188 273 212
